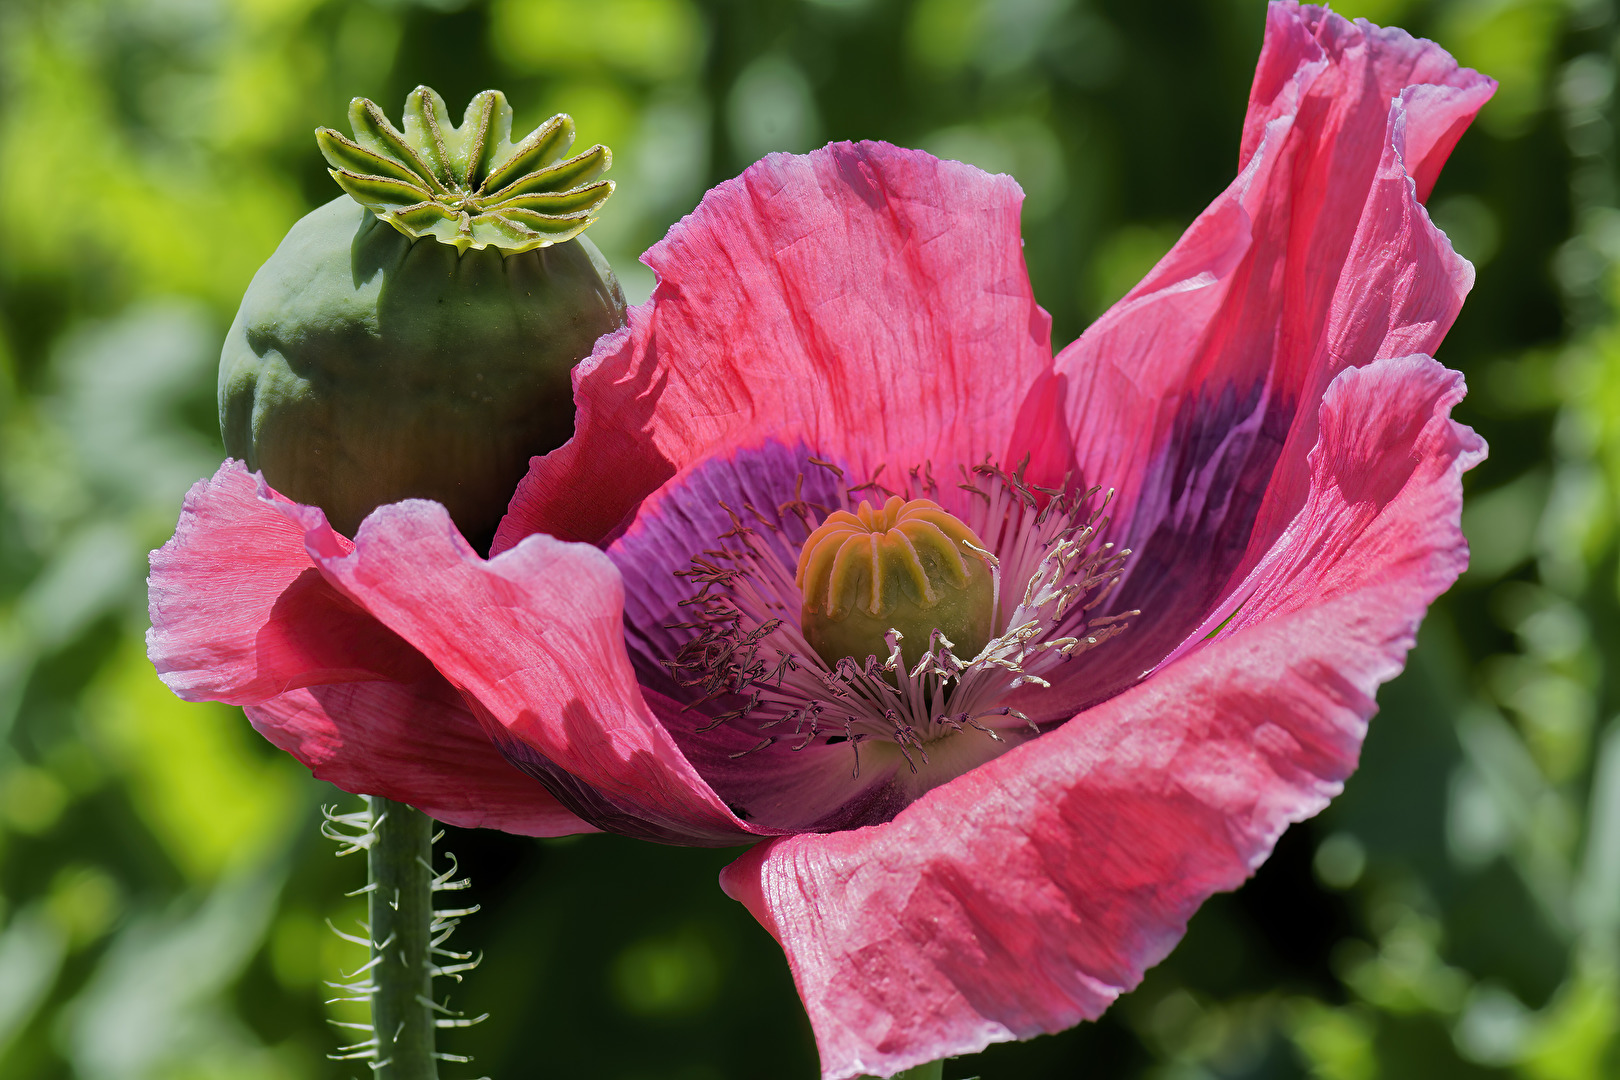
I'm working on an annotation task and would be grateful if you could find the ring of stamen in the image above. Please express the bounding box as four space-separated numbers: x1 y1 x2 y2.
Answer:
666 456 1137 779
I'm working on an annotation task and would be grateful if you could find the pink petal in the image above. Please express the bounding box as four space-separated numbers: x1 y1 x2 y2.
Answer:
1244 5 1493 204
1209 355 1484 638
1041 2 1494 708
650 684 910 833
147 460 434 705
494 141 1054 552
1240 84 1491 564
250 678 596 837
304 499 765 845
719 354 1482 1080
149 461 582 833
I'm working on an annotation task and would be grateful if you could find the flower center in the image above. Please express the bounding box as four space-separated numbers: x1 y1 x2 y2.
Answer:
666 457 1138 780
796 496 995 670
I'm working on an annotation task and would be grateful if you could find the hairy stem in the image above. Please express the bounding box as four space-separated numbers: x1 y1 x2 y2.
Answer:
370 796 438 1079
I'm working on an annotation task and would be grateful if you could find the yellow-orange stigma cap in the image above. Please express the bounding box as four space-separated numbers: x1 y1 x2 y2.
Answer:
796 496 996 669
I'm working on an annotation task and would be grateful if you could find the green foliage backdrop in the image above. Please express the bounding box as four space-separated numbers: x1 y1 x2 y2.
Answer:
1 0 1617 1077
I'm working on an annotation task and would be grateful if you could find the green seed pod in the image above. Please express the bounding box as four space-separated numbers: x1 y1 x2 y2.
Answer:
219 87 626 550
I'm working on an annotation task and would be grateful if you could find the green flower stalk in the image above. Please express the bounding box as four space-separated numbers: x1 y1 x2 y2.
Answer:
219 87 626 551
363 798 438 1079
324 800 485 1079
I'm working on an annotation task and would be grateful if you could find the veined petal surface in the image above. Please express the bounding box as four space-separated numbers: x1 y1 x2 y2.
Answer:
495 141 1053 551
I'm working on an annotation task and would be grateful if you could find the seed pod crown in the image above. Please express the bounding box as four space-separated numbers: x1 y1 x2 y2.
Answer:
316 85 613 254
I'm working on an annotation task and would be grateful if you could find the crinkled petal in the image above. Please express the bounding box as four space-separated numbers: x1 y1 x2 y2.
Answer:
249 678 595 837
300 499 765 845
148 460 434 703
148 461 578 832
719 354 1482 1080
494 141 1053 552
1242 5 1492 204
1041 1 1494 709
1202 356 1484 638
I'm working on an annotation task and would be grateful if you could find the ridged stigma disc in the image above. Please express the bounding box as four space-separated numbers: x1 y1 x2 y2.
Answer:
315 86 613 254
796 496 996 669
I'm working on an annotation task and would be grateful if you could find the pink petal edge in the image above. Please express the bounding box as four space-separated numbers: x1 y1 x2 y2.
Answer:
149 460 589 834
1076 0 1492 566
147 461 432 704
1027 0 1493 712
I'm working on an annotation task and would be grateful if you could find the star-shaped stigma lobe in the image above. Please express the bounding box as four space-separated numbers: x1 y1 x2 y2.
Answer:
316 85 614 253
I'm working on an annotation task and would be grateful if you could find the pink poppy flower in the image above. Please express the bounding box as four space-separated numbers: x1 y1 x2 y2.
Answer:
148 3 1495 1076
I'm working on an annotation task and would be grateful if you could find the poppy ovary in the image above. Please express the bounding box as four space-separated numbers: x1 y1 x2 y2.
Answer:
795 496 997 671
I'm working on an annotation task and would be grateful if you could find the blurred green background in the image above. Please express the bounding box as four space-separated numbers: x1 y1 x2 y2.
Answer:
1 0 1618 1076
